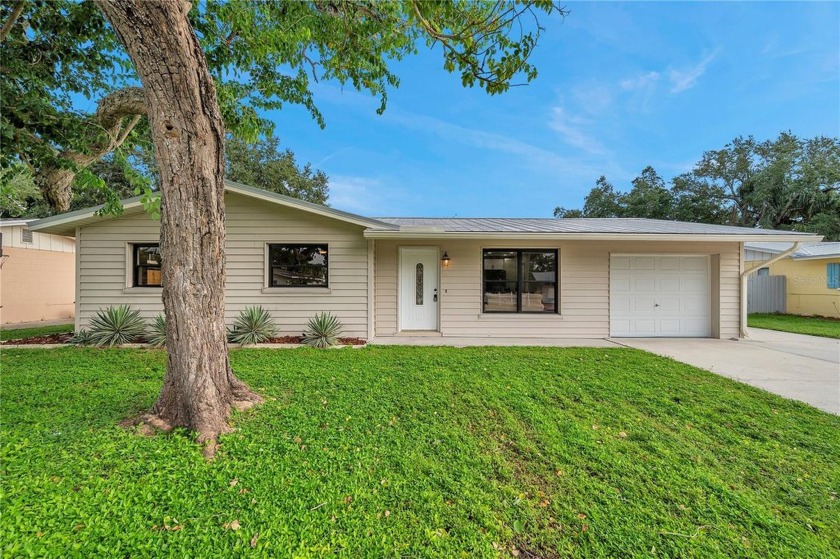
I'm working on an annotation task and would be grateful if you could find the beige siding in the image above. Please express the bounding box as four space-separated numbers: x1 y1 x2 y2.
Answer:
375 239 741 339
77 192 369 337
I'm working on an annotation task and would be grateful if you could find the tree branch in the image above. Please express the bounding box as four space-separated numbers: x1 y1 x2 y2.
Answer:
0 0 25 43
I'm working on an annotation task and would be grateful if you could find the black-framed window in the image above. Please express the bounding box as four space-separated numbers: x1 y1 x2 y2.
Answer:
483 249 558 313
134 243 162 287
268 244 328 287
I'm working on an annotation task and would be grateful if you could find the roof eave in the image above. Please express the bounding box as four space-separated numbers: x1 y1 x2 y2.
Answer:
29 182 401 237
791 254 840 261
29 197 146 237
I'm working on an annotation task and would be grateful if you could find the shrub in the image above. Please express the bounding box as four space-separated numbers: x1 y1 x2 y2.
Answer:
147 314 167 348
69 329 94 346
228 306 277 346
88 305 147 347
303 312 343 348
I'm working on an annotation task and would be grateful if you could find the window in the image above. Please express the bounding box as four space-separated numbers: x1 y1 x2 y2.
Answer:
21 228 33 243
133 244 162 287
483 249 558 313
828 263 840 289
268 244 328 287
757 267 770 276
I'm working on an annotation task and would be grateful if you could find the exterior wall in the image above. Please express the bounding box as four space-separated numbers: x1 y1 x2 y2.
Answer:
766 258 840 317
0 225 76 324
76 192 370 337
375 239 741 339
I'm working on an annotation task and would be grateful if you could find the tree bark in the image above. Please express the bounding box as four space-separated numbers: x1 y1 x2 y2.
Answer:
95 0 262 454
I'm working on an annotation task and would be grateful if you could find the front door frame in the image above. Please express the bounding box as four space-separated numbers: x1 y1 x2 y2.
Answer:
397 246 440 332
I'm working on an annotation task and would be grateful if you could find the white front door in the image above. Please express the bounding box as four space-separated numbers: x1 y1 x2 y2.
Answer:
610 254 711 337
399 247 439 331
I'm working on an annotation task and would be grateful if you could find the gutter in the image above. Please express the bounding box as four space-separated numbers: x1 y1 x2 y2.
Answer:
739 241 802 338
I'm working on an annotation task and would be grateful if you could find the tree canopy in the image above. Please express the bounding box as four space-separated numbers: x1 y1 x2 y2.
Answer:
1 0 562 212
555 133 840 240
0 135 331 218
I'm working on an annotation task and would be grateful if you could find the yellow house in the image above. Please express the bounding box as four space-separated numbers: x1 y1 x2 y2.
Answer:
745 242 840 317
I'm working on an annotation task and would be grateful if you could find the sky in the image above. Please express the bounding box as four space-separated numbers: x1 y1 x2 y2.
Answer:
262 1 839 218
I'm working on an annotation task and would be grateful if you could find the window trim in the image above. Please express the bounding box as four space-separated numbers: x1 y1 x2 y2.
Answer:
266 243 330 289
482 248 559 314
132 243 162 288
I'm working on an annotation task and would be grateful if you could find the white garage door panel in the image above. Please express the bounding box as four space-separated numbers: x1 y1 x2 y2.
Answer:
610 254 711 338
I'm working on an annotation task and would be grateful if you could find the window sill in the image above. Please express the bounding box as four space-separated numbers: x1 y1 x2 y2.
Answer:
478 312 563 319
122 287 163 295
260 287 332 295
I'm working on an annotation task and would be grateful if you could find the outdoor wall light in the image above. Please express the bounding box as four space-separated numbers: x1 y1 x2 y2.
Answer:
441 252 451 267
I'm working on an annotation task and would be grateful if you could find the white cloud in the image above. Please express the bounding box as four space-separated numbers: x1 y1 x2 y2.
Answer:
668 48 721 93
385 110 591 172
571 83 614 115
548 107 605 154
620 71 660 91
327 175 388 214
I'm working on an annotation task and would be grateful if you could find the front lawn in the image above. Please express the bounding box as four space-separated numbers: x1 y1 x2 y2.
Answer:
0 323 73 342
749 313 840 339
2 347 838 558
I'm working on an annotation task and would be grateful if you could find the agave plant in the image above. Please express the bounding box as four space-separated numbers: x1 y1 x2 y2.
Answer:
69 329 94 346
228 306 277 346
302 312 343 348
88 305 147 347
147 314 167 348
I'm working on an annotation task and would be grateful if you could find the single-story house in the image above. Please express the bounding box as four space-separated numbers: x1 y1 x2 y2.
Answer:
29 181 821 340
0 218 76 324
745 242 840 317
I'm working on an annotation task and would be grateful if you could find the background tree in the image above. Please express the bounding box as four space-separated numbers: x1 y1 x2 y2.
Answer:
14 0 564 453
622 166 672 219
226 136 329 204
555 133 840 240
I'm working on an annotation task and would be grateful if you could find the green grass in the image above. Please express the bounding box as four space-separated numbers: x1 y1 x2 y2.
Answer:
749 313 840 339
2 347 838 558
0 323 73 341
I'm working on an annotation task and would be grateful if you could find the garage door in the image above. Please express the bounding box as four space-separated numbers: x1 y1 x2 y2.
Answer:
610 255 711 337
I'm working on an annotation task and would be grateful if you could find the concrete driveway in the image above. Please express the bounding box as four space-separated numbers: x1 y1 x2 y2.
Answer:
615 328 840 415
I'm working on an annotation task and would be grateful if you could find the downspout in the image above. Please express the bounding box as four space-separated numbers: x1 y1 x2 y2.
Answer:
740 241 801 338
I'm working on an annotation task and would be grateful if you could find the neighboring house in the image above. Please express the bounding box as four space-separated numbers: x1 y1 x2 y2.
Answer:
0 219 76 324
745 242 840 317
29 181 820 340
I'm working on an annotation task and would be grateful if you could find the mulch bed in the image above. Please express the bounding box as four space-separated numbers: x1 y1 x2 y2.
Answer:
3 334 366 346
265 336 366 346
2 333 74 345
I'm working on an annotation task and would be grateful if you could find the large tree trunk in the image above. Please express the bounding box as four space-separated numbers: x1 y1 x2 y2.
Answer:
95 0 262 454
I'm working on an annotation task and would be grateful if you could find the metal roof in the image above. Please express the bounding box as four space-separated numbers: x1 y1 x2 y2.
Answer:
745 241 840 259
374 217 819 236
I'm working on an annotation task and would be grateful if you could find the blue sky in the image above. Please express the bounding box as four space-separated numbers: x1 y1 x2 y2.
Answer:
265 1 839 218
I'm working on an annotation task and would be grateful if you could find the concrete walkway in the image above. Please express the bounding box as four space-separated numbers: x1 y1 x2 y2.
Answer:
617 328 840 415
371 336 619 348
